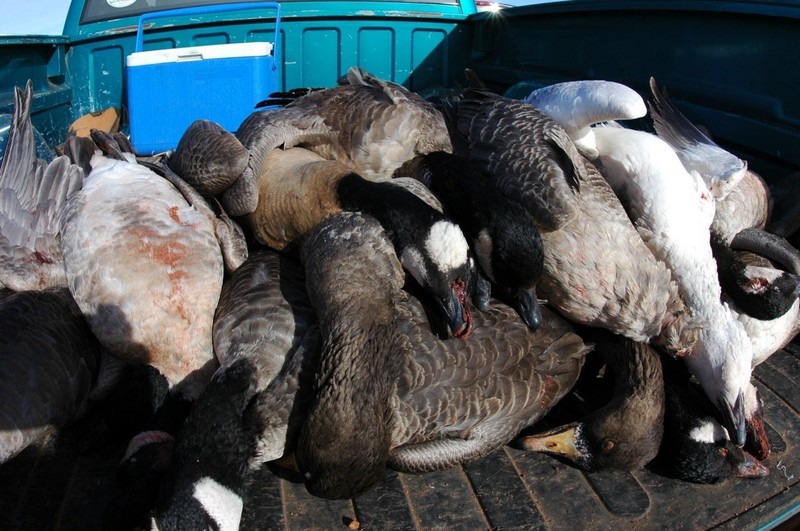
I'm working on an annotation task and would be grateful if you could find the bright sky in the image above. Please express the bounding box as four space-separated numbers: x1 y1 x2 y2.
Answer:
0 0 71 35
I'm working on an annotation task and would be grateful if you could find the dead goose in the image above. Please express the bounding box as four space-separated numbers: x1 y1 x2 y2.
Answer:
0 80 83 291
244 145 474 339
590 123 753 446
519 78 754 445
171 66 452 217
60 131 225 403
242 212 591 500
395 151 545 330
153 249 319 530
519 332 665 471
448 86 698 355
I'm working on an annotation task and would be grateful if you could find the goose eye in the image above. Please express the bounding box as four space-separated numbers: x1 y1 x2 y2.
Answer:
601 439 615 453
718 447 729 459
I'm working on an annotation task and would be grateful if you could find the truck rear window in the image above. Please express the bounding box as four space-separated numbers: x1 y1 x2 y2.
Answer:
80 0 461 25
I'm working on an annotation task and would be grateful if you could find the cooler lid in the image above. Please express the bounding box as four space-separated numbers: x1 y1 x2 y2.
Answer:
127 41 273 67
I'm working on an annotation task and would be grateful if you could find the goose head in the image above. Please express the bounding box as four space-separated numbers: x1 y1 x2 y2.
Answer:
658 357 769 483
712 231 800 321
683 312 752 447
395 151 544 330
661 417 769 484
398 219 473 338
336 173 474 338
520 336 664 471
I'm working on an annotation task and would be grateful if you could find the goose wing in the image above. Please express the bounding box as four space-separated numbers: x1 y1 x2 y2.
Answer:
648 77 746 201
0 81 83 291
452 88 584 231
389 300 590 472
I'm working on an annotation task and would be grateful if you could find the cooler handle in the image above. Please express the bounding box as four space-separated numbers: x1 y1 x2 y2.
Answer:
134 2 282 72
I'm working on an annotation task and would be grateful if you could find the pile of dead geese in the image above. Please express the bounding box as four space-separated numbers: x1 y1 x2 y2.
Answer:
2 66 798 528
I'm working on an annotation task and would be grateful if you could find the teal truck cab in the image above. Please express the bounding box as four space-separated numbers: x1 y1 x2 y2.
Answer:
0 0 798 529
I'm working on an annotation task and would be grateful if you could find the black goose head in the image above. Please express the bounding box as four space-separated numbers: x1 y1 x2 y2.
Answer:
475 207 544 330
519 336 664 471
336 172 474 338
655 356 770 484
395 151 545 330
712 232 800 320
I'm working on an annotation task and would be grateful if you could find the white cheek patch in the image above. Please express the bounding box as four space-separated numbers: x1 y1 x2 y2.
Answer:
689 419 729 444
426 221 468 273
192 476 244 531
473 229 495 282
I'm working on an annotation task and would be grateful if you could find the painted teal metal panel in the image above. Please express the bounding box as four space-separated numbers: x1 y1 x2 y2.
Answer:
301 27 341 87
86 45 125 117
358 27 396 82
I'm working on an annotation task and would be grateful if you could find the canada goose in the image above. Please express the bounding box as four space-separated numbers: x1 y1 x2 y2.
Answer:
0 80 83 291
395 151 545 330
59 131 224 402
448 86 698 355
154 249 319 530
239 212 591 500
244 146 474 339
518 332 665 471
0 288 103 463
170 66 452 217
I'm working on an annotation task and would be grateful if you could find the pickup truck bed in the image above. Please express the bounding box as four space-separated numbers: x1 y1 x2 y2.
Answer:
1 1 799 529
1 344 797 530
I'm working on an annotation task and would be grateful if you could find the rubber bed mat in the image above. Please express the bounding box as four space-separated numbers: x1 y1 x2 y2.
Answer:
1 345 798 530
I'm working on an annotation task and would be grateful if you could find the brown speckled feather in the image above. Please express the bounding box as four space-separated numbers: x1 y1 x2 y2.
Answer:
224 68 451 216
389 300 590 473
712 170 770 243
452 89 691 350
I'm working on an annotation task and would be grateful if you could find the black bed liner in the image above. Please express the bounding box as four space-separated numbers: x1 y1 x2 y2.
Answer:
2 345 798 530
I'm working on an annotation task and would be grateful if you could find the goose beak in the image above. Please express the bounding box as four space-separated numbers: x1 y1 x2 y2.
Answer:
718 392 747 447
273 452 300 473
517 423 585 464
515 287 543 331
734 450 770 479
443 278 472 339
